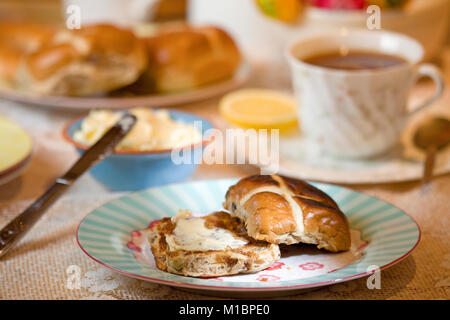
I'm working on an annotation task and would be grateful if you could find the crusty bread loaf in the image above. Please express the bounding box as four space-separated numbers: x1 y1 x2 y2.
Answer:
224 175 351 252
0 23 148 96
140 24 241 93
148 211 280 277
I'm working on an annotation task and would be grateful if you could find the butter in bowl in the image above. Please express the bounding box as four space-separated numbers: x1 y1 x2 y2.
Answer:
63 108 214 191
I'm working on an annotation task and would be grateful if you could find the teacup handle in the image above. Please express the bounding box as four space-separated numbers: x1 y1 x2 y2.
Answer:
409 63 445 116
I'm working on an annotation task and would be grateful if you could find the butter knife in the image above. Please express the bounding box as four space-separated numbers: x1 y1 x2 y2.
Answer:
0 113 137 259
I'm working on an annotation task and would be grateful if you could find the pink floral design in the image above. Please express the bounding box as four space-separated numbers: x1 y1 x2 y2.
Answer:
357 241 369 252
126 241 142 253
256 274 281 282
265 262 285 271
307 0 365 10
299 262 324 271
147 219 161 229
130 230 142 238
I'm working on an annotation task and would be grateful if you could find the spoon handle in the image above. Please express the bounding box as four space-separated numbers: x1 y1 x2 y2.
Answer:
423 146 437 184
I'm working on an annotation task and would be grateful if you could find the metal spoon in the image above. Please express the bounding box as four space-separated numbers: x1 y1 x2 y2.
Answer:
413 117 450 184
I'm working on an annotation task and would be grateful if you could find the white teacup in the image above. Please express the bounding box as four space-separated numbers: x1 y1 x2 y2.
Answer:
286 29 445 159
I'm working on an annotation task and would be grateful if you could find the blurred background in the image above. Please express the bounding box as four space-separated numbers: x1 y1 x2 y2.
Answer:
0 0 186 24
1 0 449 56
1 0 448 86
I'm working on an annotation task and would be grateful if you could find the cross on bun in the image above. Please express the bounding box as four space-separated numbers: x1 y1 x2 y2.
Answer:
0 23 148 96
223 175 351 252
139 24 241 93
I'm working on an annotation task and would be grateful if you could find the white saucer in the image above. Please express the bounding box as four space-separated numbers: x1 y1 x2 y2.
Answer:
259 110 450 184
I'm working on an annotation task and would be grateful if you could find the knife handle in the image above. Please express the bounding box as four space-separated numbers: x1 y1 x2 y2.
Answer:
0 113 136 259
0 181 69 258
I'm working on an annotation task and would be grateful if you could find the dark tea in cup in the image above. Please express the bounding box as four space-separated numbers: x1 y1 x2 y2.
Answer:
302 50 407 71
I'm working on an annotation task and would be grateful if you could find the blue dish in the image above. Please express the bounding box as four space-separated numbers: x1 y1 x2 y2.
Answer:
63 110 214 191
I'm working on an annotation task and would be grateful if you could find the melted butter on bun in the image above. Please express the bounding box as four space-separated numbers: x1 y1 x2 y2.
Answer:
166 214 248 252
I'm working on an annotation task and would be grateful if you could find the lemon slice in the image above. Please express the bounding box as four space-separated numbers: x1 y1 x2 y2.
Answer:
219 89 298 132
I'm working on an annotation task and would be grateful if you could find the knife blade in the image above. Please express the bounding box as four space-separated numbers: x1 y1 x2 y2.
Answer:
0 112 137 259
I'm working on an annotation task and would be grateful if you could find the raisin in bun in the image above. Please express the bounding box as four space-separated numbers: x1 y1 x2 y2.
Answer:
224 175 351 252
140 24 241 93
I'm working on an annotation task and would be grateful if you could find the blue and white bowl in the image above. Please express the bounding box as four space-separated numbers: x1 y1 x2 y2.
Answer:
63 109 214 191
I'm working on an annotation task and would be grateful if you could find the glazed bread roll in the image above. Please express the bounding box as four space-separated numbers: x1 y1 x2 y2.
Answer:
224 175 351 252
0 23 148 96
141 24 241 93
0 23 56 86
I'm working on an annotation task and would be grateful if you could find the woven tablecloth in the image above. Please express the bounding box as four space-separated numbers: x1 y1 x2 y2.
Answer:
1 56 450 300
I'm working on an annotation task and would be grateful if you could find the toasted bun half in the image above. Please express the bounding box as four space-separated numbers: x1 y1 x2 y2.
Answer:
224 175 351 252
148 211 280 278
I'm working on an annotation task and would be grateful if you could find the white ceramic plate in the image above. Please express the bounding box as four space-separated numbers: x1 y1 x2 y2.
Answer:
0 63 250 110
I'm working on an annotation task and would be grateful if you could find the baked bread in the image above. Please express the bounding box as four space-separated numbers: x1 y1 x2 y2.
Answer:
139 24 241 93
223 175 351 252
148 211 280 277
0 23 148 96
0 22 56 86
